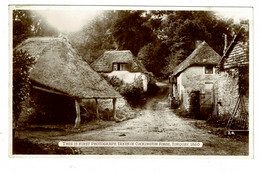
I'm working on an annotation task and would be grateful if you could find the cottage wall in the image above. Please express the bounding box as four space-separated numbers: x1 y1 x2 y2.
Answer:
106 71 148 92
177 66 218 111
215 69 240 116
216 36 249 117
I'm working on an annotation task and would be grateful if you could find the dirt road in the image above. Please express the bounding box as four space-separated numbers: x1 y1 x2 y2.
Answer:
15 81 249 155
54 82 249 155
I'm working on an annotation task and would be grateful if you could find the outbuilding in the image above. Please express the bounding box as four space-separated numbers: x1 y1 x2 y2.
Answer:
15 37 122 128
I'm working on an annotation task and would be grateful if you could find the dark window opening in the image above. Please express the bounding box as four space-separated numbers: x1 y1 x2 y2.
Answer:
205 65 214 74
113 63 127 71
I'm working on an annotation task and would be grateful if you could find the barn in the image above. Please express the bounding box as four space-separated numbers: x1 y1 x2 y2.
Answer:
14 37 122 128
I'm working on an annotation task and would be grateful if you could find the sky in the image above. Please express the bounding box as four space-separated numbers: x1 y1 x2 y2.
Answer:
33 7 253 33
213 7 252 23
37 9 102 32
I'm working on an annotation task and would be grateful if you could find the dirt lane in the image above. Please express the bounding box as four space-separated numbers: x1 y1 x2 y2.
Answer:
52 82 248 155
15 81 249 155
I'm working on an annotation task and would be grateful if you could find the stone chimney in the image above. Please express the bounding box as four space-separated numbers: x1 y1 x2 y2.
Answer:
195 40 203 48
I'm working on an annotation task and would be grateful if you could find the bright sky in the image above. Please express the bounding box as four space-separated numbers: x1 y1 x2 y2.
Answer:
34 7 252 33
213 7 252 23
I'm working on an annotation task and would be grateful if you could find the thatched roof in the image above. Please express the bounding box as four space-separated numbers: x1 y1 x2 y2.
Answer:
172 41 221 76
15 37 121 99
91 50 148 73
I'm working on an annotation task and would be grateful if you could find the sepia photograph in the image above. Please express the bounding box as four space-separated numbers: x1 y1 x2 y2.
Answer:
10 5 252 156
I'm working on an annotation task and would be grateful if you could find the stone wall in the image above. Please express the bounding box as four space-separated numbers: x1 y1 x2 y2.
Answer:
80 97 127 111
80 97 134 120
215 68 240 116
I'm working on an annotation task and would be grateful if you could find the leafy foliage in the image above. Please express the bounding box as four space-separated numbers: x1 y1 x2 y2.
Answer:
13 10 59 48
120 76 144 107
68 10 242 77
13 50 35 126
137 40 169 77
102 75 144 107
68 11 119 64
112 11 155 56
154 11 236 75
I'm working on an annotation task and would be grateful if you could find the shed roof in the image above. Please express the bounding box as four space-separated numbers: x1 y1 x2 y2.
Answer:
91 50 148 73
172 41 221 76
15 37 121 99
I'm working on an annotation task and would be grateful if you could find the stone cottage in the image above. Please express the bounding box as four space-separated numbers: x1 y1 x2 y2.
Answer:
169 41 221 118
91 50 150 91
215 26 249 126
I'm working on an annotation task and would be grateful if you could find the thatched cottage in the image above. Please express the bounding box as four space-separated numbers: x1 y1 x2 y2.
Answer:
215 26 249 129
169 41 221 118
91 50 150 91
15 37 122 128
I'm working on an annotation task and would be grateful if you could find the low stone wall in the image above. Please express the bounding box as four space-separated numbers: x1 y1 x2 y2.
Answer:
80 97 134 120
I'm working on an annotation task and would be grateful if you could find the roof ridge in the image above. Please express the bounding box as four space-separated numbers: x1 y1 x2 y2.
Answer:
105 50 131 53
172 41 221 76
17 37 121 99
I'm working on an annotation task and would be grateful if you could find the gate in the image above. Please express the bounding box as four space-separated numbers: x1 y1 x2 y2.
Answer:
200 90 214 119
200 92 213 119
189 91 200 118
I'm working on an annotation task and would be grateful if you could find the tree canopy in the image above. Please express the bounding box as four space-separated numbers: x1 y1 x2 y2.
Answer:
13 10 59 48
14 9 245 77
68 10 244 77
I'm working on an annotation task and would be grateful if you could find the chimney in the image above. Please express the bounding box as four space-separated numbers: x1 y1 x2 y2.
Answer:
223 34 227 55
195 40 203 48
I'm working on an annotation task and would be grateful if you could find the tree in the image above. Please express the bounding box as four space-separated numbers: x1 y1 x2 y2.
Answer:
68 11 118 64
13 10 59 48
138 40 169 77
112 10 155 56
13 10 34 48
13 50 35 127
153 11 237 76
68 10 242 77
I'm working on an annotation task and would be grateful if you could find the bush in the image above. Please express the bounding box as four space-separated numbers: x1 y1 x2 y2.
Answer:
207 114 248 129
101 74 123 90
120 84 143 107
102 75 145 107
13 50 35 127
173 107 195 119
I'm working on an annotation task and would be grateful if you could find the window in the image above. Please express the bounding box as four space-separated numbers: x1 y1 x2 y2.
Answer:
204 65 214 74
112 63 127 71
113 63 118 71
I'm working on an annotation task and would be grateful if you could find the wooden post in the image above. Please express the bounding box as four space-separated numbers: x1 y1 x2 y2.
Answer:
95 98 99 119
113 98 117 120
74 99 81 128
